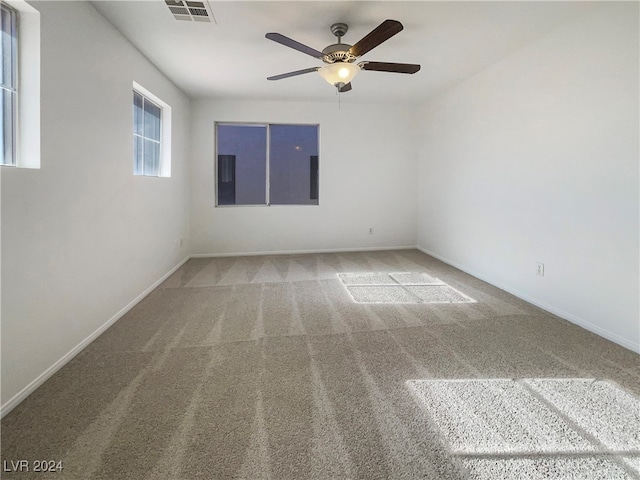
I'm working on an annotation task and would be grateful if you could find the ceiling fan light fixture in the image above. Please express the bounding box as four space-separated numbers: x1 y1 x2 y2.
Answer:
266 20 419 93
318 62 360 88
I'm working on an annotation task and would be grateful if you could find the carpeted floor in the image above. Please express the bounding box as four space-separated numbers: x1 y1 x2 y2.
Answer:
2 249 639 479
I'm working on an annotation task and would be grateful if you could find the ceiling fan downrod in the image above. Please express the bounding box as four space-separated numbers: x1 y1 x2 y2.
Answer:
330 22 348 44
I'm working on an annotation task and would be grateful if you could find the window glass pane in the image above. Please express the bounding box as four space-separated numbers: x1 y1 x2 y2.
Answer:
1 88 13 165
143 99 161 141
0 5 15 89
133 92 143 136
133 135 142 175
0 5 15 166
217 124 266 205
269 125 319 205
143 139 160 176
0 90 4 160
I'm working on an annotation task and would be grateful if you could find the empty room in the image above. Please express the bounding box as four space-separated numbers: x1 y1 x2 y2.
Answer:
1 1 638 479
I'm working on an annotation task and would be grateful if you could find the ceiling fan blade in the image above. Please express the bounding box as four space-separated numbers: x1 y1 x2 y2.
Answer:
265 33 324 58
348 20 403 58
267 67 320 81
338 82 352 93
360 61 421 74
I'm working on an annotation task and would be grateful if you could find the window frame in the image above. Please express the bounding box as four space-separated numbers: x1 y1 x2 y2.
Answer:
1 0 40 169
1 2 18 166
132 81 172 178
214 121 320 207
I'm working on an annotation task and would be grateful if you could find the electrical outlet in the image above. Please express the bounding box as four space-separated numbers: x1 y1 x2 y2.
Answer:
536 262 545 276
369 227 374 235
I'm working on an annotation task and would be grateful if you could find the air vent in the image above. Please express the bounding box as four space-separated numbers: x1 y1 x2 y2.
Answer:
168 6 188 15
164 0 215 23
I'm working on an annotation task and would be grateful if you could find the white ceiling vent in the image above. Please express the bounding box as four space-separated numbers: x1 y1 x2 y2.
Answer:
165 0 215 23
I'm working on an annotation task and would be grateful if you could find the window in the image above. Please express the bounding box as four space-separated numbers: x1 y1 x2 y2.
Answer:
132 82 171 177
216 123 319 206
133 91 161 176
0 0 39 169
1 3 17 166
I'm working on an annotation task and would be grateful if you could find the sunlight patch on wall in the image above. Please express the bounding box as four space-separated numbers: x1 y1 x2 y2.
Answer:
406 378 640 479
338 272 475 304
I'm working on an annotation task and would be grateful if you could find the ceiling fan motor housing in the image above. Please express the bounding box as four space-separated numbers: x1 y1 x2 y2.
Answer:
322 22 357 64
322 44 357 64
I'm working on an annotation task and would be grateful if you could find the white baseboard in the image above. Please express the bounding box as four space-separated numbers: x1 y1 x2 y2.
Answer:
417 246 639 354
0 256 190 419
191 245 416 258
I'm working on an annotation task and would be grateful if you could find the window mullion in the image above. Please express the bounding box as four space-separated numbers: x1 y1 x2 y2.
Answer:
265 123 270 206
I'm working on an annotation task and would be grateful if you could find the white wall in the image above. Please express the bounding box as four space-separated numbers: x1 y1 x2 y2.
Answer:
416 3 639 351
1 1 191 410
190 99 417 255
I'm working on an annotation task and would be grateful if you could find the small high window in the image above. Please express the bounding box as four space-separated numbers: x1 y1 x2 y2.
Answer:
1 3 17 166
132 82 171 177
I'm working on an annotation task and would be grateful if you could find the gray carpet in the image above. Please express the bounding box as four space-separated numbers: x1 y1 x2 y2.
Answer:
2 249 639 479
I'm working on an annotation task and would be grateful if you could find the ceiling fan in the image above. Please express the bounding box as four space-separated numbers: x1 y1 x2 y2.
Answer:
265 20 420 93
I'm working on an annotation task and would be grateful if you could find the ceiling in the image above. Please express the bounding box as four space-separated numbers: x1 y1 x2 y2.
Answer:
90 1 595 104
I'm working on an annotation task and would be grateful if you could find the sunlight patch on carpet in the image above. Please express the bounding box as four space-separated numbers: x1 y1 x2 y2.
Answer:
338 272 475 304
406 378 640 479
